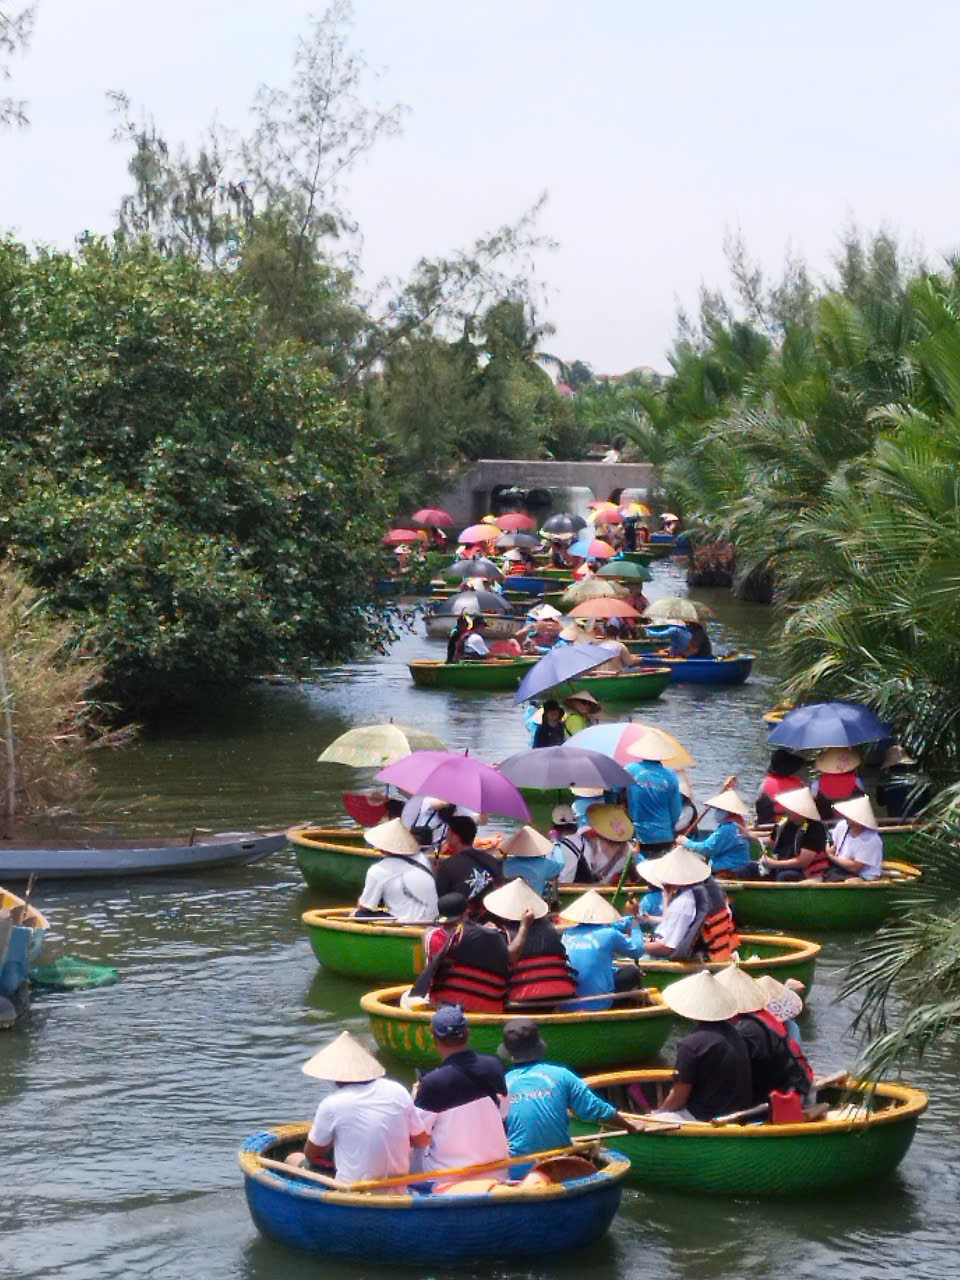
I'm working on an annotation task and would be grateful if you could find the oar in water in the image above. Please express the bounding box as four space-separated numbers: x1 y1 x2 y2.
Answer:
711 1071 850 1127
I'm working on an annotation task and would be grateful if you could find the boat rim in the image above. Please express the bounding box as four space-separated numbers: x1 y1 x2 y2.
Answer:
1 887 50 929
360 982 669 1025
723 859 921 889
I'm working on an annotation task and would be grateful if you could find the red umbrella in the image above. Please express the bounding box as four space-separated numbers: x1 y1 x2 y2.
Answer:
587 507 623 524
568 598 641 619
459 524 502 543
495 512 537 532
587 500 619 510
412 508 455 527
382 528 425 545
569 538 616 559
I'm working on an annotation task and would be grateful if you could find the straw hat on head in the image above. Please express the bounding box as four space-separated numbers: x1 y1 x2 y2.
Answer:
552 803 578 826
774 787 820 823
484 878 549 921
755 975 804 1022
704 787 751 818
570 786 604 798
625 731 677 763
302 1030 385 1082
531 603 563 622
714 964 766 1014
815 747 861 774
637 846 710 888
503 549 525 562
833 794 880 830
559 622 591 642
364 817 423 856
558 888 623 926
661 971 739 1022
564 690 601 712
501 825 554 859
585 803 633 842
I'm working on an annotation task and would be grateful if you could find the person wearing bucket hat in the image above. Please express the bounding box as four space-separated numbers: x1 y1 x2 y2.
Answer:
582 803 636 884
558 890 647 1010
562 690 602 737
355 819 439 923
734 972 816 1107
483 880 578 1007
501 825 566 898
810 747 863 819
653 973 753 1122
758 787 829 881
295 1031 430 1184
638 847 740 963
678 784 754 877
823 793 884 881
624 732 685 855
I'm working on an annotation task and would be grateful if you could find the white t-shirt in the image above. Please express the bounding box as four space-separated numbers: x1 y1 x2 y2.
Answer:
308 1078 428 1184
584 837 630 884
358 853 438 922
462 632 489 658
831 819 884 880
554 831 589 883
653 888 698 951
415 1096 510 1173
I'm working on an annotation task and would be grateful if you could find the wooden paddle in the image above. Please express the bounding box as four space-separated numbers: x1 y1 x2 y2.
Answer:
547 987 655 1010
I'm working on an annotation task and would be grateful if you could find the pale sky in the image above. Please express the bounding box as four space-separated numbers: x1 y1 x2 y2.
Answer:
3 0 959 373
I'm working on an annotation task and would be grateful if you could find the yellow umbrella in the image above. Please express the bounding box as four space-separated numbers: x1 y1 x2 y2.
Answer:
620 502 652 516
318 724 448 768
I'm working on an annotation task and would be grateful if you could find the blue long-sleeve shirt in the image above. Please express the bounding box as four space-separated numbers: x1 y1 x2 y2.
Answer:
505 1060 618 1155
561 920 647 1010
502 851 566 897
625 760 683 844
684 819 752 872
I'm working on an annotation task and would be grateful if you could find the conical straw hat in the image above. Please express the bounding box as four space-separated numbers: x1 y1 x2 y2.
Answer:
302 1031 386 1082
364 818 422 856
501 825 554 858
661 971 739 1022
714 964 766 1014
625 731 677 763
755 975 804 1022
704 787 751 818
558 888 623 925
559 622 591 642
775 787 820 822
637 846 710 888
570 786 604 798
814 747 862 774
585 803 633 842
833 794 880 830
483 878 549 921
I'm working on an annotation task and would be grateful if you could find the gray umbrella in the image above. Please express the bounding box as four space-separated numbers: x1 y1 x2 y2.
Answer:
434 590 511 616
444 558 504 581
497 746 635 790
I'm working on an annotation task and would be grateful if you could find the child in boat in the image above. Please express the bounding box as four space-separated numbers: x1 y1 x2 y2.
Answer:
500 826 565 899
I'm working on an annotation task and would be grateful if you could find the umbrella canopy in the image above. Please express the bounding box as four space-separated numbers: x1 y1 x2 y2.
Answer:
376 750 531 820
497 746 635 791
496 532 540 550
459 524 502 543
568 538 615 560
620 502 652 517
514 642 618 703
642 597 715 622
412 508 455 527
560 579 626 607
319 723 449 768
444 558 504 581
597 560 653 582
495 512 537 532
586 507 623 524
568 598 641 619
564 722 694 769
542 512 587 535
382 528 426 545
587 500 619 511
434 590 512 616
767 702 892 750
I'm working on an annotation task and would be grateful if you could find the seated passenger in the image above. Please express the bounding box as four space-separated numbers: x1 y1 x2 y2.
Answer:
757 787 829 881
563 691 602 737
551 804 594 883
680 620 713 658
716 966 815 1108
453 614 491 661
678 786 755 878
637 846 740 962
755 749 807 826
582 803 637 884
810 747 863 820
413 895 511 1013
483 880 577 1009
558 889 647 1011
655 972 753 1122
356 818 438 923
501 825 566 899
434 815 504 906
823 794 884 881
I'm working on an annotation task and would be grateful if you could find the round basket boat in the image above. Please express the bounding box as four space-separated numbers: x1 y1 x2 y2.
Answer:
562 667 672 702
636 653 755 685
239 1124 629 1265
360 984 676 1071
750 821 924 867
575 1070 927 1196
288 826 378 894
409 657 538 691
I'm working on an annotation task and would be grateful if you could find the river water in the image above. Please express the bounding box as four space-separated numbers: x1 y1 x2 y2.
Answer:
1 562 955 1280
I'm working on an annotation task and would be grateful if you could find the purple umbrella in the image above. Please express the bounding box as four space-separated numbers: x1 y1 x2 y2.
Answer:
514 643 619 703
497 746 635 791
376 750 531 821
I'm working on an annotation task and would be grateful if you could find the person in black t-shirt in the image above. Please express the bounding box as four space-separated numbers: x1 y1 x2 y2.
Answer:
434 815 504 906
654 972 752 1122
532 701 566 749
759 787 828 881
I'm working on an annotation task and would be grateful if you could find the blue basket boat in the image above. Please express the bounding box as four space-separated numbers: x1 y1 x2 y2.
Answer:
638 653 755 685
238 1124 629 1266
0 887 48 998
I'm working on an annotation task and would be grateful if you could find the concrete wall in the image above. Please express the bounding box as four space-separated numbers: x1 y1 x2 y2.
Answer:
438 459 657 526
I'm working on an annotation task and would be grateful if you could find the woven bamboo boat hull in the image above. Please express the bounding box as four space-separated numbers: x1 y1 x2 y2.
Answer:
288 827 377 894
641 933 819 990
409 658 538 690
563 668 671 702
724 860 922 930
239 1125 628 1265
0 887 49 997
749 821 922 866
576 1071 927 1196
637 654 755 685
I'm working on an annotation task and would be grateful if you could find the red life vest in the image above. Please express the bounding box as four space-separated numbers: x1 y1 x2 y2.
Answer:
815 772 859 801
698 903 740 960
772 817 829 878
507 919 577 1005
430 921 510 1013
750 1008 815 1086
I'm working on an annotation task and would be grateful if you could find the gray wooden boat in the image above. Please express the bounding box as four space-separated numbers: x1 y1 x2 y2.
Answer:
0 830 287 880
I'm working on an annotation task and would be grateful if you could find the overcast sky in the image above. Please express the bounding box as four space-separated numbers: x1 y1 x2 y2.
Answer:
3 0 959 373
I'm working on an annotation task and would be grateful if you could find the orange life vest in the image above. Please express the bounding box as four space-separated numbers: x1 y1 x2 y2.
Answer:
698 903 741 960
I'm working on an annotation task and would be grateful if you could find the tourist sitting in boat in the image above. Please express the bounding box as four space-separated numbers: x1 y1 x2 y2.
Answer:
757 787 829 881
413 894 511 1011
446 615 471 663
290 1031 430 1183
355 819 439 924
499 1018 634 1156
810 748 864 820
755 749 807 825
403 794 457 851
532 699 567 748
625 733 685 856
413 1005 511 1178
877 745 930 819
823 794 884 881
654 971 752 1122
550 805 594 883
563 691 602 736
757 975 806 1047
502 548 535 576
501 826 566 899
678 785 755 878
452 615 492 662
483 880 578 1008
435 815 504 907
679 620 713 658
715 966 816 1108
516 603 563 653
581 804 637 884
660 513 680 536
558 890 646 1010
637 846 740 962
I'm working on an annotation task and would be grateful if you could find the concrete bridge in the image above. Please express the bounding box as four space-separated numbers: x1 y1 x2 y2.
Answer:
438 459 657 527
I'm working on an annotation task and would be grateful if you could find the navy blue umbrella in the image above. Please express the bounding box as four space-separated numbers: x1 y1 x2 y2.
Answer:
767 702 892 749
514 643 618 703
497 746 635 791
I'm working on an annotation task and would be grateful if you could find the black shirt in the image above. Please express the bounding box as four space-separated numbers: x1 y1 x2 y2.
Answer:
772 818 826 861
435 848 504 902
533 720 566 749
415 1048 508 1112
674 1021 753 1121
736 1014 810 1107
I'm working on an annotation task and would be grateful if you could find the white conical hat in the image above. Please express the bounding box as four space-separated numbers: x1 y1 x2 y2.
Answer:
501 825 554 858
814 747 862 774
570 786 604 798
530 603 562 621
704 787 751 818
774 787 820 822
833 794 880 830
637 846 710 888
755 975 804 1022
364 818 422 856
714 964 766 1014
625 731 677 763
559 622 591 642
483 878 549 921
302 1031 386 1082
558 888 622 925
661 971 738 1022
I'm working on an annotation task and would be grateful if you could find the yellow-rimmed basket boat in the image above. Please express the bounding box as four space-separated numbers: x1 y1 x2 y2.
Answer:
361 983 676 1071
287 825 377 894
575 1069 927 1196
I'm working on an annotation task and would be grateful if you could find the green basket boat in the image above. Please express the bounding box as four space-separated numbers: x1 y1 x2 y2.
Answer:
723 859 922 931
750 820 923 866
360 984 676 1071
289 826 379 894
409 658 538 691
303 909 820 990
576 1070 927 1196
560 667 672 702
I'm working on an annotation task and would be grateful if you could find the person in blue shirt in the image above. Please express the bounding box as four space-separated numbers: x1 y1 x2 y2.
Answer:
499 1018 641 1155
624 738 684 853
678 786 755 877
558 889 648 1010
501 825 566 899
645 623 692 656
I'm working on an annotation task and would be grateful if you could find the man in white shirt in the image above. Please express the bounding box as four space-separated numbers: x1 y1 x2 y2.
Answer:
460 615 491 660
356 817 438 923
825 795 885 881
294 1031 430 1185
635 845 710 957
